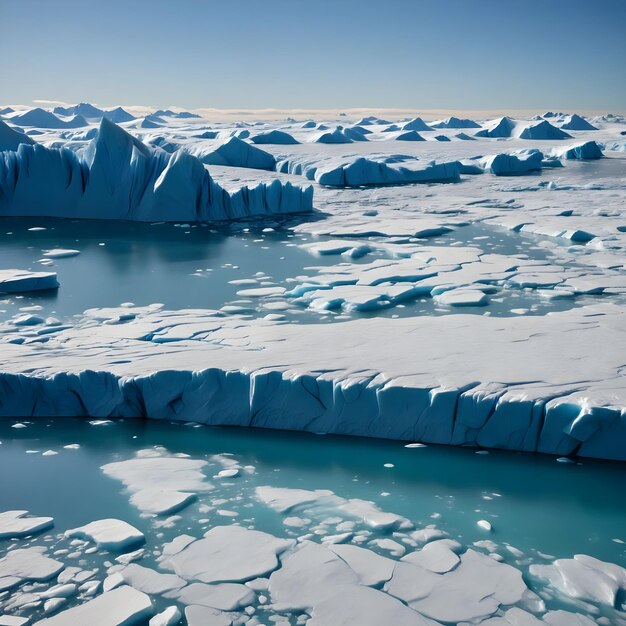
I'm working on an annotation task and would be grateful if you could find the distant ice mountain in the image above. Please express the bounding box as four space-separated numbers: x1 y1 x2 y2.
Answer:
5 108 88 129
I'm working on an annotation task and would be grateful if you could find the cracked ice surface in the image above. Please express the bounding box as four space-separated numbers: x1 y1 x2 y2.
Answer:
0 429 625 625
0 107 626 623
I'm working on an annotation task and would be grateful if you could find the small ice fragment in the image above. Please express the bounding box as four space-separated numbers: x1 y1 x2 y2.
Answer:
42 249 81 259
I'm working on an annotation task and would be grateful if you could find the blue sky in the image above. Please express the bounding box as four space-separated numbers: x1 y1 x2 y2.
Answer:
1 0 625 112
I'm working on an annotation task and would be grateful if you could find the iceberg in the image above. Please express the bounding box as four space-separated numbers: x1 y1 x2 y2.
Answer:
153 109 201 119
553 141 604 160
33 586 153 626
251 130 299 144
53 103 104 119
475 116 516 138
560 114 598 131
5 108 88 129
0 119 312 221
431 116 480 129
0 120 35 151
400 117 433 131
519 120 572 140
314 157 461 187
0 269 59 294
395 131 425 141
481 150 544 175
103 107 136 123
355 116 391 125
192 136 276 170
313 128 356 144
139 114 166 129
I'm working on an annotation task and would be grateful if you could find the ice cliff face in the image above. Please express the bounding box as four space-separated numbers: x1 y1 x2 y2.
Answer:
0 119 313 222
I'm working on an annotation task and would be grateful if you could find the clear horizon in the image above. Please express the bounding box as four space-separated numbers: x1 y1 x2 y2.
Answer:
1 0 625 112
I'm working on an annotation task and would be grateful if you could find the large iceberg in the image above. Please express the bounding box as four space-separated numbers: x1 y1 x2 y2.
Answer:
560 114 598 131
552 141 604 160
481 150 544 176
278 156 461 187
401 118 433 131
519 120 572 140
192 136 277 170
0 119 312 221
474 116 516 138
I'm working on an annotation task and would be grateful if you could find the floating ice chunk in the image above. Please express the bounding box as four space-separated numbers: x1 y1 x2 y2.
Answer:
0 510 54 539
552 141 603 160
236 286 286 297
477 520 493 531
481 150 543 176
0 547 64 583
32 585 153 626
255 486 337 513
176 582 256 610
101 453 211 515
0 616 30 625
542 610 597 625
401 539 460 573
328 544 395 586
0 269 59 294
42 249 80 259
65 519 145 551
269 541 359 610
184 606 231 626
149 606 181 626
115 564 186 594
433 289 488 307
164 525 293 583
529 555 626 606
216 468 239 479
401 549 527 623
256 486 411 530
308 583 435 626
315 157 461 187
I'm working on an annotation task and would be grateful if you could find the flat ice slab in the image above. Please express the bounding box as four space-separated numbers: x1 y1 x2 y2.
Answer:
0 510 54 539
32 585 153 626
0 270 59 294
65 519 145 551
